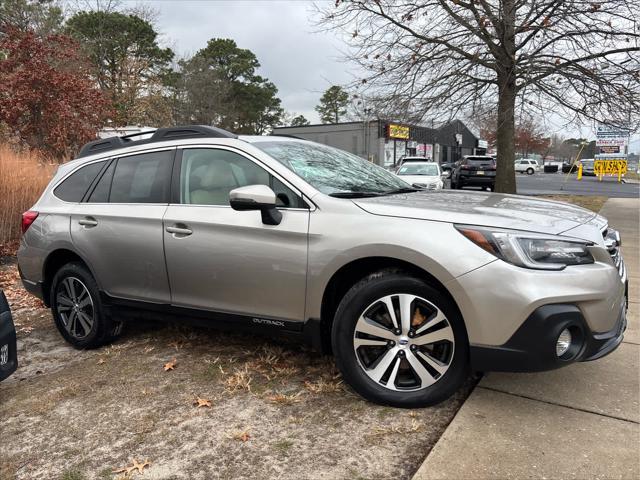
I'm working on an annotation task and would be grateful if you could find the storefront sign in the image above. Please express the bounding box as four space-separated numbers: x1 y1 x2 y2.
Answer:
596 124 630 138
600 145 621 154
477 139 488 149
387 124 410 140
596 138 627 147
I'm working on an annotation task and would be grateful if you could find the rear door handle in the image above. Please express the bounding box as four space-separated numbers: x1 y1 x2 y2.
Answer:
78 217 98 227
166 225 193 236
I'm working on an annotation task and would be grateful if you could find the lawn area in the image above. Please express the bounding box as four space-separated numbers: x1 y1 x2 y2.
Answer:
0 258 475 480
537 195 608 213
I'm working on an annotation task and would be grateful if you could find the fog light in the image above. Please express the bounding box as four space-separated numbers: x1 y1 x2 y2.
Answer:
556 329 572 357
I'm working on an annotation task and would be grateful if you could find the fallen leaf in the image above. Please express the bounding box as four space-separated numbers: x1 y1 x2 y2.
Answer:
193 397 212 408
132 459 151 474
114 459 151 476
113 464 136 476
229 429 251 442
97 358 105 365
163 358 177 371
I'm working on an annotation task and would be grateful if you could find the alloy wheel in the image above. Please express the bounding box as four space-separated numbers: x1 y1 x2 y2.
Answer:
353 294 455 391
55 277 95 339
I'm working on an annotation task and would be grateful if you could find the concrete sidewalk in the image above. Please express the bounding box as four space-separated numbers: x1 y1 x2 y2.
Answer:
414 198 640 480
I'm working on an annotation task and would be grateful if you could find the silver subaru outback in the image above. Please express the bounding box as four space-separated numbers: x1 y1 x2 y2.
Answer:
17 126 627 407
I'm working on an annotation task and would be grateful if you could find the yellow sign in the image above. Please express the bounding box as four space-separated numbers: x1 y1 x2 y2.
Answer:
388 124 410 140
594 159 627 182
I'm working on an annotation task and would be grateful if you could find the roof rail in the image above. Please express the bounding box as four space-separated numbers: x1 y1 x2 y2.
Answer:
78 125 237 158
271 133 306 140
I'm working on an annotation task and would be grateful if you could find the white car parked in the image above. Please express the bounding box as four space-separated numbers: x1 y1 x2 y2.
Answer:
515 159 541 175
396 162 444 190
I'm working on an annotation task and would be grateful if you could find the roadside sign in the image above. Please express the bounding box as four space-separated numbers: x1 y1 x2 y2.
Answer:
594 159 627 182
596 138 627 147
600 145 621 154
596 125 630 138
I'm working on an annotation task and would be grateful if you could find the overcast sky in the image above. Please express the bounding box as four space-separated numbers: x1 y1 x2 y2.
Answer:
151 0 351 124
129 1 639 152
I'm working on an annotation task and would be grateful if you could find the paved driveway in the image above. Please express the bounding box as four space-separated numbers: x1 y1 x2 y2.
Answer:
414 197 640 480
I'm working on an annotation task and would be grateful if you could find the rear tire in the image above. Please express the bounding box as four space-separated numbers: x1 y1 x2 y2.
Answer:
331 271 469 408
50 262 123 349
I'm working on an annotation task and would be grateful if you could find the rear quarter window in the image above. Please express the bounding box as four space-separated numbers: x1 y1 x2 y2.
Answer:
109 150 173 204
53 161 107 202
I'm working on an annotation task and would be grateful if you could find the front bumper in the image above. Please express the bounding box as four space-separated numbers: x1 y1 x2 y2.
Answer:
470 302 626 372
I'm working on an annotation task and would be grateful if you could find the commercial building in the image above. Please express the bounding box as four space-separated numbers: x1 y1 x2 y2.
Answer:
272 119 486 167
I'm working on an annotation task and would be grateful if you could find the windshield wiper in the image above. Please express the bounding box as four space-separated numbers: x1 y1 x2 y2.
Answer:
329 191 384 198
383 187 420 195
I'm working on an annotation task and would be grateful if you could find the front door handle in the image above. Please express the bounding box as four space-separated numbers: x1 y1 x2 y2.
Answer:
166 225 193 236
78 217 98 227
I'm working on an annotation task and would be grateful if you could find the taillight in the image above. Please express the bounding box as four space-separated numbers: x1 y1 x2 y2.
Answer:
461 165 471 170
21 211 39 234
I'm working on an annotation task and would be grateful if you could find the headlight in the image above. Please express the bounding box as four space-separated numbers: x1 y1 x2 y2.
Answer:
455 225 594 270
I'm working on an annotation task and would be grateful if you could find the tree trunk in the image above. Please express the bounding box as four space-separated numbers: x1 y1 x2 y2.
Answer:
494 0 517 194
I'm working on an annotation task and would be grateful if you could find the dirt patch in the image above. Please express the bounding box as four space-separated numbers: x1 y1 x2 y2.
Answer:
0 261 475 480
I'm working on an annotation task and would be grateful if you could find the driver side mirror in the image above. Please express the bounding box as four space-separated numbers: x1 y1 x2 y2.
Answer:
229 185 282 226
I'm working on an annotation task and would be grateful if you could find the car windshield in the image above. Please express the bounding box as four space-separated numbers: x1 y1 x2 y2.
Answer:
398 164 439 176
253 140 410 195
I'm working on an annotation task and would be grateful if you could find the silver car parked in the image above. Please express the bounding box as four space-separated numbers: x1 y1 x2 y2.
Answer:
18 126 628 407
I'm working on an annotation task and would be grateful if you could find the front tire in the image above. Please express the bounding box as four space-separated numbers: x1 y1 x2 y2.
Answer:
50 262 123 349
526 167 534 175
332 271 469 408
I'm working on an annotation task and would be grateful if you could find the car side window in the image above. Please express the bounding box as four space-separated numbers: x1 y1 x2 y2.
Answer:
180 148 305 208
87 160 116 203
109 151 173 204
54 161 107 202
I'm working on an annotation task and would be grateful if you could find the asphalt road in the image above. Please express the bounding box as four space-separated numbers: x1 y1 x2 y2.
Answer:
516 173 639 198
445 173 639 198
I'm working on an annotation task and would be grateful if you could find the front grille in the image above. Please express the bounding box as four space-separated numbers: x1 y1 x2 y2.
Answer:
603 227 626 282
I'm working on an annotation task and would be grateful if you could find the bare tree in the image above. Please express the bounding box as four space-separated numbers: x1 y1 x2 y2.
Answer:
318 0 640 193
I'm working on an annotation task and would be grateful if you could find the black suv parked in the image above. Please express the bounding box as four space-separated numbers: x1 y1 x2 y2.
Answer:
450 156 496 190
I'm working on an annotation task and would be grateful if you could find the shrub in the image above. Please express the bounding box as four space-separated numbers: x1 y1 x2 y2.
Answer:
0 144 55 246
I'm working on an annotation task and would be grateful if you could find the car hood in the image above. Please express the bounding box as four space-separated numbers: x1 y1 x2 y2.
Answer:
353 190 603 235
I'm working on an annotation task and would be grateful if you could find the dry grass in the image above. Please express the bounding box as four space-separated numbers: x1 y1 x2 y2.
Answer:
538 194 608 213
264 391 304 405
223 365 253 392
0 144 56 246
304 376 344 394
